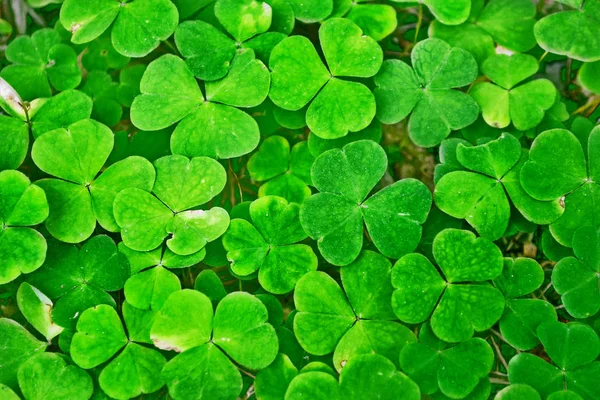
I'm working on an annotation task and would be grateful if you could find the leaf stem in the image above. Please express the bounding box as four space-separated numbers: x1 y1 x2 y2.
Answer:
489 377 510 385
414 5 423 44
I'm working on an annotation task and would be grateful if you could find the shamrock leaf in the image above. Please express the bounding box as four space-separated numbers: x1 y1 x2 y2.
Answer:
247 136 314 203
534 0 600 62
307 120 383 157
223 196 317 294
71 304 167 399
81 70 123 127
520 127 600 246
60 0 179 57
579 61 600 94
400 322 494 399
285 371 340 400
393 0 471 25
435 133 563 240
493 258 557 350
0 170 48 284
552 226 600 318
17 352 93 400
17 282 64 341
117 64 146 107
114 155 229 255
255 353 298 400
32 119 155 242
154 291 278 399
300 140 431 266
508 321 600 400
269 18 382 139
374 38 479 147
471 54 557 130
286 0 332 23
330 1 398 41
26 235 130 328
0 28 81 101
294 252 416 371
391 229 505 342
81 31 130 72
130 54 261 159
494 384 542 400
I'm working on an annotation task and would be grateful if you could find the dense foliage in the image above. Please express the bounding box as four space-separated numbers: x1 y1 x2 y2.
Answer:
1 0 600 399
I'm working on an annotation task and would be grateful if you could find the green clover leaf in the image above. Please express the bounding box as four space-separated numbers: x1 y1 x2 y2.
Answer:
579 61 600 94
330 1 398 41
60 0 179 57
293 252 416 371
114 155 229 255
285 371 340 400
301 140 431 266
494 384 542 400
393 0 471 25
117 64 146 107
130 54 261 159
223 196 317 294
0 385 19 400
399 322 494 399
374 38 479 147
0 28 81 101
269 18 382 139
17 282 64 341
81 31 130 72
391 228 505 342
81 70 123 127
71 304 167 399
307 120 383 157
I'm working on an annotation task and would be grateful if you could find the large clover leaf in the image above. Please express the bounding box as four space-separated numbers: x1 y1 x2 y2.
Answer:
60 0 179 57
153 290 278 400
71 304 167 399
374 38 479 147
0 170 48 284
32 119 155 243
26 235 130 328
300 140 431 266
269 18 383 139
520 127 600 246
471 54 557 130
400 322 494 399
0 28 81 101
223 196 317 294
534 0 600 62
508 321 600 400
130 54 261 159
391 228 505 342
293 252 417 371
435 133 564 240
114 155 229 255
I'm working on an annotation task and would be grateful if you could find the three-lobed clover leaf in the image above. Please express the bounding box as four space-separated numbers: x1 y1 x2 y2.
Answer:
114 154 230 255
470 54 557 131
391 228 505 343
300 140 431 266
520 127 600 246
130 54 262 159
435 133 564 240
32 119 156 243
374 38 479 147
60 0 179 57
399 322 494 399
0 170 48 285
293 252 417 371
71 304 167 399
0 28 81 101
153 290 278 400
269 18 383 139
223 196 318 294
247 136 314 204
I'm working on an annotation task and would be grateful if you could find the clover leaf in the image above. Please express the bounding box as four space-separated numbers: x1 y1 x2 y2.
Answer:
60 0 179 57
117 64 146 107
114 154 229 255
154 290 278 400
0 28 81 101
330 1 398 41
374 38 479 147
534 0 600 62
392 228 505 342
32 119 155 242
71 304 167 399
247 136 314 203
471 54 557 130
579 61 600 94
494 384 542 400
81 32 130 72
393 0 471 25
520 127 600 246
400 322 494 399
0 170 48 284
293 252 416 371
435 133 564 240
81 70 123 127
223 196 317 294
17 282 64 341
285 371 340 400
269 18 382 139
130 54 262 159
508 321 600 400
0 385 19 400
301 140 431 266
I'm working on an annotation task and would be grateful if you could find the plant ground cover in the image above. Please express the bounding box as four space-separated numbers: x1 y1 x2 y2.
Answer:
1 0 600 399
